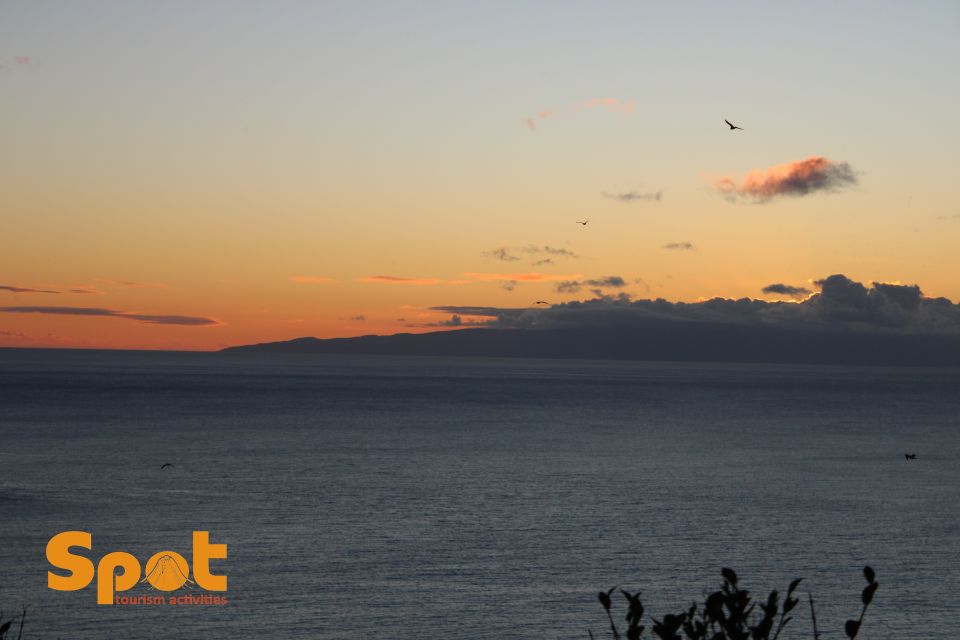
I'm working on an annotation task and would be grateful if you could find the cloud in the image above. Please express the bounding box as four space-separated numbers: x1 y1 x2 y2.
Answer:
554 276 627 294
522 108 556 131
1 284 60 294
291 276 336 284
14 56 30 65
603 191 663 203
714 156 857 201
555 281 582 294
762 283 812 298
532 258 553 267
0 306 222 326
581 97 636 114
487 245 579 262
937 214 960 221
501 281 518 292
1 283 104 295
432 274 960 335
361 272 581 287
663 242 694 251
359 275 469 286
94 278 169 289
538 246 578 258
349 315 366 321
462 272 581 283
483 247 520 262
523 98 633 130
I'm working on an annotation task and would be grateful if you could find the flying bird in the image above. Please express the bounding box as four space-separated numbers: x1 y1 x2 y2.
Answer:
724 119 743 130
904 453 917 460
575 220 589 226
534 301 551 306
160 463 174 469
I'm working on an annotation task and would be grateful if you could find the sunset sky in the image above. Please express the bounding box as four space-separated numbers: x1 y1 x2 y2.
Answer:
2 0 959 350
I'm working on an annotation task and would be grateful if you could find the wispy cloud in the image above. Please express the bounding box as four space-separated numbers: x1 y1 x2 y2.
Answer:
361 272 580 287
534 245 578 258
714 156 857 202
290 276 336 284
580 97 636 114
485 245 579 265
1 283 105 295
555 276 627 295
1 284 60 294
523 97 634 130
663 242 695 251
762 283 812 298
95 278 169 289
0 306 222 326
359 275 465 286
483 247 520 262
462 272 581 283
603 191 662 203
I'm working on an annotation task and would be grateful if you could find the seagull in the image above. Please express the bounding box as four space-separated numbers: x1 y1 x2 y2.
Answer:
575 220 589 226
724 119 743 131
160 463 174 469
904 453 917 460
534 301 551 306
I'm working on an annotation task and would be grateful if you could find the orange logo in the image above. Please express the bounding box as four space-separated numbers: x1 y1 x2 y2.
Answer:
46 531 227 605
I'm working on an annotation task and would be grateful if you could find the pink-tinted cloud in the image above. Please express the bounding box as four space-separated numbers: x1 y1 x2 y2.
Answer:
290 276 336 284
14 56 30 65
581 97 636 114
714 156 857 201
523 98 633 130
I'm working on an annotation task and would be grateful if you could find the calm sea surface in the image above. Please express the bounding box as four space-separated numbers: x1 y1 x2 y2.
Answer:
1 349 958 639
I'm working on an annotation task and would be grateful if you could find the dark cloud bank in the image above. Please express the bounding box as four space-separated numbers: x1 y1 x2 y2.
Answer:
225 275 960 366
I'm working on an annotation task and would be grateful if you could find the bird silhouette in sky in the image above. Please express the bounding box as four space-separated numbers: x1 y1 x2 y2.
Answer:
904 453 917 460
575 220 589 226
725 119 743 130
160 463 174 469
534 301 551 306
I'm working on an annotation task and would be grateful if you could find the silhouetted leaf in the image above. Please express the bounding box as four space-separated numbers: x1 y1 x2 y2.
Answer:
862 581 878 606
788 578 802 593
598 591 611 611
863 566 875 584
845 619 861 638
721 567 738 587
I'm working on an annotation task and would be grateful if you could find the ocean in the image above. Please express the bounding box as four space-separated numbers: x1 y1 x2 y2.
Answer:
1 349 958 639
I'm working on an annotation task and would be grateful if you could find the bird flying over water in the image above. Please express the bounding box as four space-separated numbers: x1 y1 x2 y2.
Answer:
160 463 174 469
905 453 917 460
575 220 589 226
725 119 743 130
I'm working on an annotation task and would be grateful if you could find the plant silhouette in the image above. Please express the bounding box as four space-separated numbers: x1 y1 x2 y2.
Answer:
593 567 878 640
